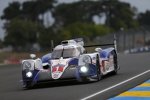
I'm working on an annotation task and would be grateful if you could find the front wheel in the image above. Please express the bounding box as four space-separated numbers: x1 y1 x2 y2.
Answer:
23 81 34 89
80 77 90 83
96 55 102 81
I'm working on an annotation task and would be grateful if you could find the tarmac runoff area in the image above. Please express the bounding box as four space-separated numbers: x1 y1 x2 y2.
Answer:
109 79 150 100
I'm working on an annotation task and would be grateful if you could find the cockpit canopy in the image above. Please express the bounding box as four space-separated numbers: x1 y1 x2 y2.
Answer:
51 46 81 59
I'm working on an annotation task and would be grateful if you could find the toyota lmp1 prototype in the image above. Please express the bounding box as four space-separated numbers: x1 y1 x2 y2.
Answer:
21 38 119 89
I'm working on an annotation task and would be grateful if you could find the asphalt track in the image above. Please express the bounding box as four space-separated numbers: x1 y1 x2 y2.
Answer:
0 53 150 100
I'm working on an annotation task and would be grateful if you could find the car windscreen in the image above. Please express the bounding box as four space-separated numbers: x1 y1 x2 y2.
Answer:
51 49 62 59
51 48 79 59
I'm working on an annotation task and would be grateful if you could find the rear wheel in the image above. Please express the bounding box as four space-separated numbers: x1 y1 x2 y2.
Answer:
112 51 118 75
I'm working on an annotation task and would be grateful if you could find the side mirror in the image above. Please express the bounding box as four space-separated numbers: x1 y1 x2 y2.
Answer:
30 54 36 59
95 48 102 52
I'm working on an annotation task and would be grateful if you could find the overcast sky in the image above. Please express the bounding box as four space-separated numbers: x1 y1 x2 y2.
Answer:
0 0 150 40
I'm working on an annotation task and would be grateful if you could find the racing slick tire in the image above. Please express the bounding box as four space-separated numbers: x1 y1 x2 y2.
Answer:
23 81 34 89
80 77 90 82
96 55 102 81
111 50 118 75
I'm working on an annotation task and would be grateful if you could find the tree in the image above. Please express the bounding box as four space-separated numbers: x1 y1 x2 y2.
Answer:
138 10 150 26
53 0 103 29
1 0 56 50
1 0 141 50
53 0 139 31
4 19 40 51
22 0 56 22
37 27 56 49
1 1 21 20
60 22 112 41
102 0 139 30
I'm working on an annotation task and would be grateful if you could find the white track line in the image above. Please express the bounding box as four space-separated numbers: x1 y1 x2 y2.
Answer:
81 69 150 100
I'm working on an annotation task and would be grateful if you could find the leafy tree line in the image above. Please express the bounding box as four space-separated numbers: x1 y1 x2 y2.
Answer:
1 0 150 51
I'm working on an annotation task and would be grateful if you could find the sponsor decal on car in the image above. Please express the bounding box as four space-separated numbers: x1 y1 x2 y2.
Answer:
51 64 65 79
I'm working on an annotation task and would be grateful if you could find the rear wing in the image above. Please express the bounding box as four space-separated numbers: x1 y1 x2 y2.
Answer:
84 34 117 51
84 43 114 47
61 38 84 46
50 35 117 52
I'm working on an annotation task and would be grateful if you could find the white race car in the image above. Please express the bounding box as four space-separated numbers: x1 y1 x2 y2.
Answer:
21 38 119 89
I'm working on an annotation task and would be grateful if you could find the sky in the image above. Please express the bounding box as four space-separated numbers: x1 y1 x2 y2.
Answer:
0 0 150 40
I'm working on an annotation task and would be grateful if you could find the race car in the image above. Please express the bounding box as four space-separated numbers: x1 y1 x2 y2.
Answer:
21 38 119 89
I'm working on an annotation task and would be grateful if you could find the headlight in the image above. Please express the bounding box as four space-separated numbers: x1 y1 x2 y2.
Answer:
22 61 34 70
82 55 91 63
26 71 33 78
35 58 43 69
80 66 88 73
